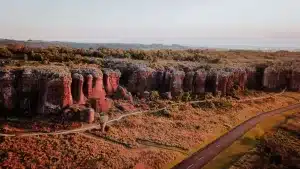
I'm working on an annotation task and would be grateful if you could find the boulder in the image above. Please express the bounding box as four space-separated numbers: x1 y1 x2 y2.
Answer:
81 108 95 123
114 86 133 103
161 92 172 100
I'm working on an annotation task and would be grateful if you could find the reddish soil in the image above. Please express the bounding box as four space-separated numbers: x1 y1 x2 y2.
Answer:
1 92 299 169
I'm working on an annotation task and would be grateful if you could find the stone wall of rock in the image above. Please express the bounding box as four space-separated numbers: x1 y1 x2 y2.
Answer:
0 66 73 116
290 68 300 91
119 64 300 99
263 65 300 91
0 66 112 120
1 61 300 122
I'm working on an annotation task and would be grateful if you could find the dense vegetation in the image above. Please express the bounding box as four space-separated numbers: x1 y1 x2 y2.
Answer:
1 42 300 65
0 39 187 50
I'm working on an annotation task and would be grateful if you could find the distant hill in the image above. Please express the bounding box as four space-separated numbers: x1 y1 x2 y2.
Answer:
0 39 188 50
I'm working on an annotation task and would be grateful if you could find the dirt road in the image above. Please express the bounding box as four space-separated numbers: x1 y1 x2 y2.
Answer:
172 103 300 169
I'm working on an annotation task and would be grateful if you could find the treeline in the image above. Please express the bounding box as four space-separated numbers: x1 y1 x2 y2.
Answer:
1 43 299 64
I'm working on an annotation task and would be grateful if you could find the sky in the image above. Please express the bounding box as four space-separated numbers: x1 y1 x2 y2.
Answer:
0 0 300 48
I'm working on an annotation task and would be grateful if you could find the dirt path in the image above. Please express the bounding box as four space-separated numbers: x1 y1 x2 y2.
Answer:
172 103 300 169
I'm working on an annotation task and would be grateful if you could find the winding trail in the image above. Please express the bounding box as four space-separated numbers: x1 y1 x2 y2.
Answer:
172 102 300 169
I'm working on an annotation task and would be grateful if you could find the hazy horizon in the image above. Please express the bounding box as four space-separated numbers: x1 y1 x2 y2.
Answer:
1 0 299 49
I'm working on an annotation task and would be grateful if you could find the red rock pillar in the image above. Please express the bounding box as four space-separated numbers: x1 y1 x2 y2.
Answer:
218 72 229 96
61 76 73 107
263 67 279 91
183 71 195 92
47 76 73 109
71 73 85 104
20 69 37 114
136 68 154 96
245 67 257 89
90 74 111 112
103 69 121 96
36 79 49 114
238 70 247 91
84 74 93 99
128 67 154 96
226 72 235 95
194 69 207 94
170 71 185 97
152 69 164 91
162 70 172 93
0 72 15 111
205 70 219 95
289 69 300 91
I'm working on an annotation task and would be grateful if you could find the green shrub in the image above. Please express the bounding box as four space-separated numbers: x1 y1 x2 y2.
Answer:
150 91 160 101
182 92 192 102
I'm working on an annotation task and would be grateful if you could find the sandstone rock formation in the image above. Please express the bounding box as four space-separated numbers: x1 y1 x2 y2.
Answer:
194 69 207 94
290 68 300 91
0 71 15 112
1 61 300 122
170 70 185 96
103 69 121 96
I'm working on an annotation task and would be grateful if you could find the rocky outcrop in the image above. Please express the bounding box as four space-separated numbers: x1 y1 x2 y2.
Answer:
170 70 185 96
218 71 230 96
1 61 300 120
0 71 15 112
205 70 219 95
46 76 73 109
290 68 300 91
36 79 49 115
71 73 85 104
263 66 289 91
114 86 133 103
245 67 258 89
103 69 121 96
71 66 110 113
84 74 93 99
194 69 207 94
238 69 247 91
82 108 95 123
183 71 195 92
128 67 154 96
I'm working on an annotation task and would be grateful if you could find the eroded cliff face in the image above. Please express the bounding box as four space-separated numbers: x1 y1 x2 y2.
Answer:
0 62 300 123
0 66 111 123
